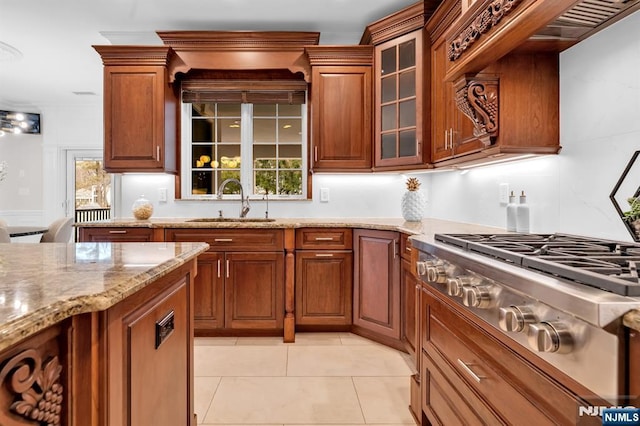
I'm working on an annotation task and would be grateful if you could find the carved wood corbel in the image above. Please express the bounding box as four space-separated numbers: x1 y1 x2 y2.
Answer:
454 74 499 146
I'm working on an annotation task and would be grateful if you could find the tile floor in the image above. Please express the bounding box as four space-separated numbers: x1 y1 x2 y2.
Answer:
194 332 417 426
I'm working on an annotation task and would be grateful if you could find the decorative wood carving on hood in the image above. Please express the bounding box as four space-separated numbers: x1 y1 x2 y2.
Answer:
454 74 499 146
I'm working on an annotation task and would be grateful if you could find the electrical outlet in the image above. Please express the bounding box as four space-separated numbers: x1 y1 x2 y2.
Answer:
320 187 330 203
499 183 509 204
158 188 167 202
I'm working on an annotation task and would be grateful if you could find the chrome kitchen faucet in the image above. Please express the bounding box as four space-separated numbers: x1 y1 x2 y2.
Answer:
217 178 250 218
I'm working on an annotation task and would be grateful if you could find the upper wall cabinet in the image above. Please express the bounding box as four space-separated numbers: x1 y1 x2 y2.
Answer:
93 46 178 174
362 2 431 171
306 46 373 172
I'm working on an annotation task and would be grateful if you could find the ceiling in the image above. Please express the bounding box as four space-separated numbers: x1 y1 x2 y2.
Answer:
0 0 419 110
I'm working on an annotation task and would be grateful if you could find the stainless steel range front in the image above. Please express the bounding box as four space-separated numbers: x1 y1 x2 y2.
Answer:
412 233 640 404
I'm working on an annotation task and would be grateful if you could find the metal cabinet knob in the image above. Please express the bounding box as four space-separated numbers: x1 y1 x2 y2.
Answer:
498 306 536 333
527 321 573 354
461 285 492 308
446 275 473 297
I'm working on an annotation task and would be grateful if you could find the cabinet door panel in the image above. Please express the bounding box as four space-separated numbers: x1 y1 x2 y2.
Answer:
194 252 224 330
353 229 400 339
311 66 372 171
295 251 353 325
225 252 284 329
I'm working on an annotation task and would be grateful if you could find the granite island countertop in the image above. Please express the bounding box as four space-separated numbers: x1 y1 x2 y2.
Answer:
0 241 208 351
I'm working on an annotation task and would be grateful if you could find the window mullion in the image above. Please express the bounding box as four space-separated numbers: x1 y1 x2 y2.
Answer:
241 104 253 195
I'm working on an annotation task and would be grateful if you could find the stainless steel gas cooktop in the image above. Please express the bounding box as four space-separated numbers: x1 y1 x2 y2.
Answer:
434 233 640 296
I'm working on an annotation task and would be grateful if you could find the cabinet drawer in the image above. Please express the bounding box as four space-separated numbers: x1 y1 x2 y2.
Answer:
165 228 283 251
79 226 154 242
400 233 413 260
295 228 352 250
422 351 499 426
423 288 587 425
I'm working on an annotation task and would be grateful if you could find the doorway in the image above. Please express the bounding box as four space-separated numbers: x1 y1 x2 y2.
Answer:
65 150 112 240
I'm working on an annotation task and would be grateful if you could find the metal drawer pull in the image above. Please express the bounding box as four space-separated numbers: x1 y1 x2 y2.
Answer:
314 237 335 241
109 230 127 234
214 238 233 242
217 259 221 278
457 359 484 383
226 259 230 278
315 253 334 257
406 247 412 252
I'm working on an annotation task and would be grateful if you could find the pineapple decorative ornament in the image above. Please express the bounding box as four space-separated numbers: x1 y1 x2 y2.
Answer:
401 177 426 221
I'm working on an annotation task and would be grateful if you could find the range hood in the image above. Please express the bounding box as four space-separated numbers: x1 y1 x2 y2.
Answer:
531 0 640 44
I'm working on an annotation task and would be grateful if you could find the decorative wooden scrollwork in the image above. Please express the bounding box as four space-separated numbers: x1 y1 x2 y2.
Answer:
455 75 499 146
0 349 63 426
448 0 522 61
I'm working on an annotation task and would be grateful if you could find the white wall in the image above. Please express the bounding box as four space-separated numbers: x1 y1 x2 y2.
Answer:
117 172 422 219
427 10 640 242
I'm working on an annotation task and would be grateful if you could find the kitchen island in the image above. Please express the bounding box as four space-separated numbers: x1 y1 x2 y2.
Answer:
0 241 208 426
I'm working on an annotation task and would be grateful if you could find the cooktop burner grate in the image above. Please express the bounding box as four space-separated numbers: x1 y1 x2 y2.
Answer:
434 233 640 296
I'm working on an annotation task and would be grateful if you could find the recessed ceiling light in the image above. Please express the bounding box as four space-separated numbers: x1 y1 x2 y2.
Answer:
283 124 292 129
72 91 97 96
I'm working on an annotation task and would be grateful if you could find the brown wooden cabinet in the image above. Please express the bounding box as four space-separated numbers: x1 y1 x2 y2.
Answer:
353 229 401 346
420 285 601 426
78 226 157 242
400 233 419 363
427 0 560 168
629 327 640 407
295 228 353 327
361 2 429 170
306 47 373 172
165 228 284 333
93 46 178 174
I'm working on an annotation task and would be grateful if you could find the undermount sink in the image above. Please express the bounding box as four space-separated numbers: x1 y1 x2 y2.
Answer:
186 217 276 223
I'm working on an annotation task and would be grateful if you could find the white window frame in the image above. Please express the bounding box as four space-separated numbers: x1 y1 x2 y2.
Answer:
180 102 308 200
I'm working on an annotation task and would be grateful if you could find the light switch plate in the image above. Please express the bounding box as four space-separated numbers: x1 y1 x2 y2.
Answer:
158 188 167 202
320 187 330 203
499 183 509 204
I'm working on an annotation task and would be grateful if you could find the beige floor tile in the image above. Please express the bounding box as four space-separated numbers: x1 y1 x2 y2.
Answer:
194 337 238 346
338 333 381 346
290 332 343 345
290 424 415 426
287 345 413 377
195 346 287 377
352 377 414 424
236 336 286 345
203 376 365 424
194 376 221 422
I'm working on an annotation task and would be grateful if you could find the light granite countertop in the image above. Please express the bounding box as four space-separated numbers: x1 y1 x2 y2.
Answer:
76 216 507 237
0 242 208 352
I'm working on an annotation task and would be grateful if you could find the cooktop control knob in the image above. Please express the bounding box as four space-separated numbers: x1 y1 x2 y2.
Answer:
415 260 430 276
527 321 573 354
427 264 448 284
498 306 536 332
461 285 492 308
447 275 473 297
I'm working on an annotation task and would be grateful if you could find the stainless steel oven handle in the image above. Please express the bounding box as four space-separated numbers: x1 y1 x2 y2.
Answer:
456 359 484 383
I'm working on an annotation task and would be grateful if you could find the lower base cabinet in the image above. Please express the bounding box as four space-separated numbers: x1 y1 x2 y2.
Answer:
420 285 603 426
353 229 401 345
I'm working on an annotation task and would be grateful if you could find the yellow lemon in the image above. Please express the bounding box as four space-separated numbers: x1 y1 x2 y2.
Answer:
211 160 219 168
199 155 211 163
196 160 203 167
227 160 238 168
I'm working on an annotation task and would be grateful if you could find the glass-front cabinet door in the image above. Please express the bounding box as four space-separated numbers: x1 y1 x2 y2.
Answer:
374 29 424 168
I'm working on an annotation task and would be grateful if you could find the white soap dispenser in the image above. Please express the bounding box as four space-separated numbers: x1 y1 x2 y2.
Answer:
506 191 517 231
516 190 530 233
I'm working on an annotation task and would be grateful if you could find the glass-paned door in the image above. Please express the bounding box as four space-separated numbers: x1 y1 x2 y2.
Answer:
66 150 112 240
